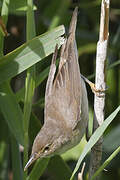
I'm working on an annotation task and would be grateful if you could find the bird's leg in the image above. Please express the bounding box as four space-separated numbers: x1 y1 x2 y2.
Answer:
81 74 107 97
83 73 108 142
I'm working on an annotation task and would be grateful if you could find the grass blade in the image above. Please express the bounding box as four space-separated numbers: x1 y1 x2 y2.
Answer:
70 106 120 180
15 59 59 102
27 158 49 180
48 155 75 180
11 134 23 180
0 82 24 145
90 146 120 180
0 25 65 84
23 0 36 179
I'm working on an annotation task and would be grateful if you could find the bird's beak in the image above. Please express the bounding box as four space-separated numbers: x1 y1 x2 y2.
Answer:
24 153 37 171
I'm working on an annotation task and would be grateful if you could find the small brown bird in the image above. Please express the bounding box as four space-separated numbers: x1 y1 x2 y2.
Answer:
24 7 88 171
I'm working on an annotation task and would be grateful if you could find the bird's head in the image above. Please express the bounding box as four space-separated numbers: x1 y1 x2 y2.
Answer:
24 122 67 171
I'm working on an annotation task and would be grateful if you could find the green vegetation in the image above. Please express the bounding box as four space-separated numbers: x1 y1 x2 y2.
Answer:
0 0 120 179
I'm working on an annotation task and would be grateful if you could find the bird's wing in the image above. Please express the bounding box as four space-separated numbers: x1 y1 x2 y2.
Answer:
45 7 82 130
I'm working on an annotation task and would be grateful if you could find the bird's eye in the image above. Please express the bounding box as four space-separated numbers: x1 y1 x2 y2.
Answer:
44 145 50 152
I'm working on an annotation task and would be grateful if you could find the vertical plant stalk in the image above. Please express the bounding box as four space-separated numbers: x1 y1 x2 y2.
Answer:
0 0 9 56
0 0 23 179
89 0 110 179
23 0 36 179
90 146 120 180
11 134 23 180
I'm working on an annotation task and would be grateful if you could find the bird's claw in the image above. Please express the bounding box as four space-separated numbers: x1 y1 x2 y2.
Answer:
81 74 108 97
89 82 108 97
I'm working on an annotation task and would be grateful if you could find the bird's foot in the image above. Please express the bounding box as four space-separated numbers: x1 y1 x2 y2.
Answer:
81 74 108 97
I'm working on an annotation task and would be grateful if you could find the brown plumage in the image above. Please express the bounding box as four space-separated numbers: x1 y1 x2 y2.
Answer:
24 7 88 171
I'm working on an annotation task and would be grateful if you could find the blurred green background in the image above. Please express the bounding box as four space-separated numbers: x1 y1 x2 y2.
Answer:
0 0 120 180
